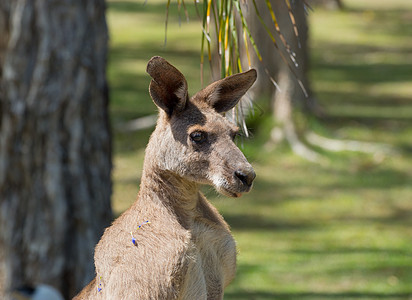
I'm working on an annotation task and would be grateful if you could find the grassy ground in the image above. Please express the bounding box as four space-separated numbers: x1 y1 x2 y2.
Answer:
106 0 412 299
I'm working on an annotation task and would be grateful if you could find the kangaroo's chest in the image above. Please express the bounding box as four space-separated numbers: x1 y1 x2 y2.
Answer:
192 217 237 289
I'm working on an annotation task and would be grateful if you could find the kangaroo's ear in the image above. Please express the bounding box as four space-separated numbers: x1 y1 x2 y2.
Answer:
146 56 188 116
200 69 257 113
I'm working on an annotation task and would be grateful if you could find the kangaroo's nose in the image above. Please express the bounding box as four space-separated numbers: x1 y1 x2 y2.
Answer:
235 168 256 187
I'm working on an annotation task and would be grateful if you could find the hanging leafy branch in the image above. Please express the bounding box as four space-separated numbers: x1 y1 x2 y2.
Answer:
164 0 310 133
142 1 395 162
164 0 308 82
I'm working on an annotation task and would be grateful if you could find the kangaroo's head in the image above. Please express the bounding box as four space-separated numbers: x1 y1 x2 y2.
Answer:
145 56 257 197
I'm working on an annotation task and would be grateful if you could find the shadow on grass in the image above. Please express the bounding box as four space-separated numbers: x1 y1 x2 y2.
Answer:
107 0 199 16
315 89 412 108
352 8 412 40
108 1 160 13
224 290 412 300
248 161 410 193
224 203 412 232
113 127 153 153
325 167 410 190
286 247 412 256
315 60 412 85
311 7 412 123
216 161 412 232
224 214 318 232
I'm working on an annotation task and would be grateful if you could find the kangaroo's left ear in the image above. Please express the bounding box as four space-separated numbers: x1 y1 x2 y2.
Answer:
146 56 188 116
197 69 257 113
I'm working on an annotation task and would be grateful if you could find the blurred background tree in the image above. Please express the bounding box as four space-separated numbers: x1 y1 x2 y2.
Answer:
0 1 112 298
239 0 321 161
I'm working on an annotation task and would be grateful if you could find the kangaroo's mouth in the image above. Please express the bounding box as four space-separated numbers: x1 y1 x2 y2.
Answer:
217 185 252 198
222 189 242 198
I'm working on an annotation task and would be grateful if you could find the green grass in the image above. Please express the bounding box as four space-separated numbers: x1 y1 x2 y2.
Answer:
107 0 412 298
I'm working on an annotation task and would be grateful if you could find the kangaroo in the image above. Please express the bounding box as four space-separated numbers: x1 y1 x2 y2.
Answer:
74 56 257 300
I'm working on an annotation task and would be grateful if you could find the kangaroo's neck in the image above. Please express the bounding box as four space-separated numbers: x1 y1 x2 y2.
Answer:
139 164 200 228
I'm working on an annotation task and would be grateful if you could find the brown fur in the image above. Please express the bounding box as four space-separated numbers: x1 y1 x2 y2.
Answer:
74 57 257 300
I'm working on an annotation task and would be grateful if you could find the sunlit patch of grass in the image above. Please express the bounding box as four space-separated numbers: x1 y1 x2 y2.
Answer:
111 149 144 215
107 0 206 124
309 0 412 126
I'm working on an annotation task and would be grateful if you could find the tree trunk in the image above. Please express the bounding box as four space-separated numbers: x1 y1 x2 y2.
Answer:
271 63 321 162
0 1 112 299
246 0 315 109
241 0 322 161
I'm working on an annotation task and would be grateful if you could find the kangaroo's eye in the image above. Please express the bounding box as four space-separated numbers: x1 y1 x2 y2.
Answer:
190 131 206 144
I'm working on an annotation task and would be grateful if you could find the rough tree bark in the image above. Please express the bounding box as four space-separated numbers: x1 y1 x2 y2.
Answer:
0 1 112 299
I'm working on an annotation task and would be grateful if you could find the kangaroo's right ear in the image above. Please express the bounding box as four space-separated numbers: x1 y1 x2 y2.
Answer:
196 69 257 113
146 56 188 116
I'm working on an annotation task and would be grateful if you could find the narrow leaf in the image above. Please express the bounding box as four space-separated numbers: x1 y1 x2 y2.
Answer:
285 0 300 48
164 0 171 46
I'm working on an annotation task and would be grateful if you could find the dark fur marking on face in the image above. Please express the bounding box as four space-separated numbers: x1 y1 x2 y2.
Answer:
170 102 206 146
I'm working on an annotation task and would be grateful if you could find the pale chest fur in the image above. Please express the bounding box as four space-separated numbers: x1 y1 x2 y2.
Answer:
190 194 237 294
92 194 237 300
192 219 237 288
